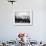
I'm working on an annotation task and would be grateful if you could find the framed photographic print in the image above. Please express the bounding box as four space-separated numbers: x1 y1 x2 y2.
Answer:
14 9 33 26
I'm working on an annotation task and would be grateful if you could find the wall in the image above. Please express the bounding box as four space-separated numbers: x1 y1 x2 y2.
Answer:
0 0 46 41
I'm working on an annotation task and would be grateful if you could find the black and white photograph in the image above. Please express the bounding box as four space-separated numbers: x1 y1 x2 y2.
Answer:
15 15 30 23
14 10 32 26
